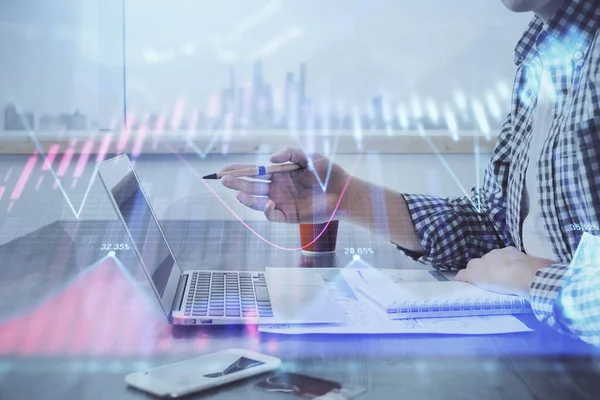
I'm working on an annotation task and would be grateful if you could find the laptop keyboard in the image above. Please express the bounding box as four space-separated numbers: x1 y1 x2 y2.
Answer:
184 272 274 318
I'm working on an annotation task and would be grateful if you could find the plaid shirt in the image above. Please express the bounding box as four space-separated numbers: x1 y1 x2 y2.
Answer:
401 0 600 346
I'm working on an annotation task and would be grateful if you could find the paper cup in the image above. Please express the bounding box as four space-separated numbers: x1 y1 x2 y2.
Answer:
299 221 339 254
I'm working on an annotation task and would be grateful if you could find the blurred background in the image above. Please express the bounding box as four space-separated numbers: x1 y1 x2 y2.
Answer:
1 0 531 132
0 0 533 246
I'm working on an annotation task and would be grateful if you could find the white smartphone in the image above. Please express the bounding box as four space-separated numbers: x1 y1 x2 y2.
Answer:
125 348 281 398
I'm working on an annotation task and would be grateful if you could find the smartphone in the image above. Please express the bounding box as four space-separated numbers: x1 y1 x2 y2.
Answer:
255 372 342 398
125 348 281 398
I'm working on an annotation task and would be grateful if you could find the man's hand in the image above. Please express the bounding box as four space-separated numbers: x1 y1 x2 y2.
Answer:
220 147 349 224
218 147 425 252
455 246 556 299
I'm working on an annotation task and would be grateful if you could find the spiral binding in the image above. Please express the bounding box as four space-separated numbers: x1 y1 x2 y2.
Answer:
386 297 532 319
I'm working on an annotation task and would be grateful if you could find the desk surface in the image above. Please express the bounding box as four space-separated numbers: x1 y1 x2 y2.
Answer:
1 220 599 400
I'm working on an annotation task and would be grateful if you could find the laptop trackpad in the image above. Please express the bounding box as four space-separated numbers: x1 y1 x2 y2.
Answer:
271 285 343 323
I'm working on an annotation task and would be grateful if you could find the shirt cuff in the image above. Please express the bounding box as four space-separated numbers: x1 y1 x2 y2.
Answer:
393 193 460 270
529 263 571 333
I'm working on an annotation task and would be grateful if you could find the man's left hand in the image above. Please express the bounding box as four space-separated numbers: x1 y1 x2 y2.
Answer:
455 246 555 299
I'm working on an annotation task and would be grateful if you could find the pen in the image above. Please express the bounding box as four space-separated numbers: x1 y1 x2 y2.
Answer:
202 163 301 179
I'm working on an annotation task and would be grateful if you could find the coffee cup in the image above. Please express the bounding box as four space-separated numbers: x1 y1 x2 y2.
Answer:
299 220 339 254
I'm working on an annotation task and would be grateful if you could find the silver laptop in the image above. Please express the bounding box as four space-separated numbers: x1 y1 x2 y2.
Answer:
97 154 344 325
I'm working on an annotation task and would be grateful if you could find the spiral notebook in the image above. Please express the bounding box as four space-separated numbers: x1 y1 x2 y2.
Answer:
355 280 532 319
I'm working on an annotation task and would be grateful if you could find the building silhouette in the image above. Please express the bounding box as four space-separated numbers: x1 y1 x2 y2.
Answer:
4 103 34 131
70 110 87 130
3 59 505 133
120 59 504 132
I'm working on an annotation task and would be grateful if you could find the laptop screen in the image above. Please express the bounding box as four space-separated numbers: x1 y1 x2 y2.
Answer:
98 155 181 316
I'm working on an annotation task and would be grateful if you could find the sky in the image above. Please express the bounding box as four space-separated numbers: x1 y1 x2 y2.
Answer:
0 0 533 128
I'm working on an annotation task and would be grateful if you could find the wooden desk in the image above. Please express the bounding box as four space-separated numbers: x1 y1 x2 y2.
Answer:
0 220 599 400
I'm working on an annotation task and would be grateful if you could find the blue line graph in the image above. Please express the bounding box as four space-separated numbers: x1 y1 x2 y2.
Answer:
8 103 487 224
6 105 99 218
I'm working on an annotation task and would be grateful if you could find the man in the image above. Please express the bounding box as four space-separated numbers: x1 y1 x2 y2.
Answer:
219 0 600 345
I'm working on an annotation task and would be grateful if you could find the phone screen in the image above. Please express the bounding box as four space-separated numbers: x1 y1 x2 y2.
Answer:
255 373 342 398
149 354 265 388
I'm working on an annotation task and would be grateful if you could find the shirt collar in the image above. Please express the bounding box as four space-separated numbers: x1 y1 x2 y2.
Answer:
514 0 600 66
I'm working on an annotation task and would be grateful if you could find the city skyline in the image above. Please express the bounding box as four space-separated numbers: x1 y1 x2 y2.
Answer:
1 0 524 134
130 60 505 133
3 104 92 131
4 60 506 133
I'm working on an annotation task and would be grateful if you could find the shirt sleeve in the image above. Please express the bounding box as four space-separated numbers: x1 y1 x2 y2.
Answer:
530 262 600 346
398 114 516 269
531 61 600 342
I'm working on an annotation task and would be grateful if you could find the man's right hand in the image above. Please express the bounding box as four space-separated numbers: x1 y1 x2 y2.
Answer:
220 147 350 223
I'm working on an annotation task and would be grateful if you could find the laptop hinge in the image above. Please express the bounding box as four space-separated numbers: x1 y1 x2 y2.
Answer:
172 273 188 313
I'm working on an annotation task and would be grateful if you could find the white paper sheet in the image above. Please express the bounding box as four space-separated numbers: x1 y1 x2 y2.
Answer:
259 268 532 335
